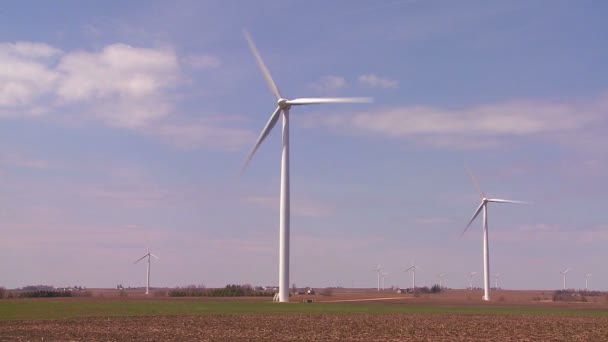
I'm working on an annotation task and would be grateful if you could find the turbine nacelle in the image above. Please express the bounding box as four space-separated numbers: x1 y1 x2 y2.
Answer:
277 98 290 110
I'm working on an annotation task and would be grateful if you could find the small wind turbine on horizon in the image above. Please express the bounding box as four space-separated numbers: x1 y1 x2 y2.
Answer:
372 265 382 291
438 273 446 288
468 272 477 290
494 273 501 289
585 273 592 291
240 30 372 303
381 272 389 290
560 268 570 290
404 261 421 289
134 248 160 295
462 169 527 301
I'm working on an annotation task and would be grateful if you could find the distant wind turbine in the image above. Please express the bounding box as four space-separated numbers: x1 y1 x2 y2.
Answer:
404 261 421 289
381 272 389 290
560 268 570 290
494 273 501 289
438 273 446 288
468 272 477 290
585 273 592 291
134 248 160 295
372 265 382 291
462 169 527 301
241 30 372 303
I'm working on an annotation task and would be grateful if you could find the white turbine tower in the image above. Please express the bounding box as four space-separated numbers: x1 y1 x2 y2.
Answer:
438 273 446 288
134 248 159 295
468 271 477 290
462 169 526 301
585 273 592 291
404 261 421 290
241 31 371 303
494 273 501 289
381 272 389 290
560 268 570 290
372 265 382 291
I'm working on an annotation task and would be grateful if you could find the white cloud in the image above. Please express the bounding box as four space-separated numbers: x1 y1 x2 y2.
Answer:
358 73 398 89
309 75 346 92
0 42 62 59
1 42 178 126
0 41 254 149
182 54 221 69
0 42 61 107
305 94 608 149
56 44 178 102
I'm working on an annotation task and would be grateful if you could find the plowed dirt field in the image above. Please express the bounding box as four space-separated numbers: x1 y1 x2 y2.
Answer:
2 313 608 341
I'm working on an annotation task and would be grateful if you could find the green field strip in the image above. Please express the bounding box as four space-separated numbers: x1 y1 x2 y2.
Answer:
0 301 607 320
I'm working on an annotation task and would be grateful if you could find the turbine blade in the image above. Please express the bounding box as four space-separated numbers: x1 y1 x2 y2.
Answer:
286 97 372 105
133 254 147 264
404 266 414 272
243 30 281 99
466 167 485 198
487 198 529 204
241 107 282 172
150 254 160 260
461 202 484 236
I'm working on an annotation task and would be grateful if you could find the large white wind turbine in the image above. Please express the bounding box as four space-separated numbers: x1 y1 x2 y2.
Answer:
468 271 477 290
585 273 592 291
560 268 570 290
404 261 421 290
372 265 382 291
134 248 160 295
241 31 371 303
462 170 526 301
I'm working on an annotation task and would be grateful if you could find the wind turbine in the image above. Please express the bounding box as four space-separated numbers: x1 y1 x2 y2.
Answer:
468 271 477 290
462 169 526 301
381 272 389 290
494 273 501 289
241 31 371 303
560 268 570 290
404 261 421 290
585 273 592 291
438 273 446 288
134 248 159 295
372 265 382 291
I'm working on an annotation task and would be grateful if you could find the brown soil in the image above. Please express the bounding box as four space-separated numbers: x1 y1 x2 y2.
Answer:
1 314 607 341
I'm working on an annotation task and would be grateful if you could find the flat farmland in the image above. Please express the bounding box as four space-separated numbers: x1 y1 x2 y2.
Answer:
1 289 608 341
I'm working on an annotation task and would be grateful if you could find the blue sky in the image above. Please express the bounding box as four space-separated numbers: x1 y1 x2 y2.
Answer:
1 0 607 291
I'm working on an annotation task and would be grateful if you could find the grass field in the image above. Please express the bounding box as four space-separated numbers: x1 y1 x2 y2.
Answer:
2 300 608 320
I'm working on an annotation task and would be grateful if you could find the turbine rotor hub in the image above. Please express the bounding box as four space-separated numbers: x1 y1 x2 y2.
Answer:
277 98 290 109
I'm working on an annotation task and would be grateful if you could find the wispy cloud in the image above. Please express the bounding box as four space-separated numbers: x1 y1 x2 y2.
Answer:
305 93 608 149
244 195 335 218
0 151 50 170
358 73 398 89
492 223 608 244
146 118 254 151
182 54 221 70
308 75 346 93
